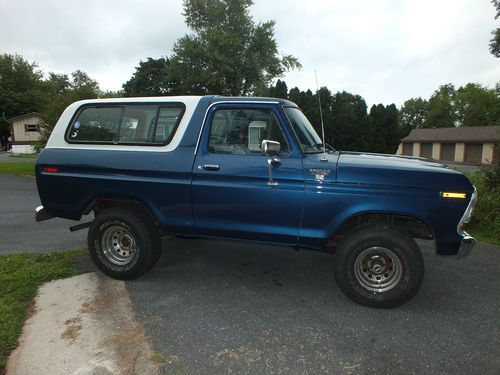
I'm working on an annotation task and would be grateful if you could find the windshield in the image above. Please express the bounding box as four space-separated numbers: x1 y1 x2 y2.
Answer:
284 107 323 153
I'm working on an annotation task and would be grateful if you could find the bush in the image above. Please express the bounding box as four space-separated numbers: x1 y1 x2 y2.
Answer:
467 166 500 245
482 165 500 190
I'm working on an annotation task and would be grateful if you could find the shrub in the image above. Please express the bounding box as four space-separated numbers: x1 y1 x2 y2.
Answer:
467 166 500 245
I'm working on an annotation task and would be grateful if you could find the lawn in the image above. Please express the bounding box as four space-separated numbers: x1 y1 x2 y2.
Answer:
0 250 84 371
0 162 35 177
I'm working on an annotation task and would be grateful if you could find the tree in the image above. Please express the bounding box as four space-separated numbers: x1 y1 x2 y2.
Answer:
330 91 370 151
369 104 400 154
426 84 457 128
490 0 500 57
267 79 288 99
286 86 376 152
288 87 320 135
35 71 102 151
122 57 180 97
169 0 301 95
399 97 428 136
455 83 500 127
0 54 46 138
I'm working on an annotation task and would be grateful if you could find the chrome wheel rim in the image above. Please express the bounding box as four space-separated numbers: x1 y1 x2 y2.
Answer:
101 225 138 266
354 246 402 292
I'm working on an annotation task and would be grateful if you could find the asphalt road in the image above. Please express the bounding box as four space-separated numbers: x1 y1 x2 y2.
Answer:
2 174 499 373
127 237 500 374
0 174 87 253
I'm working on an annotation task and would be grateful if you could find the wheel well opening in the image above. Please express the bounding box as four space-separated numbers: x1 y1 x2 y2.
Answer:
85 195 159 228
327 213 433 249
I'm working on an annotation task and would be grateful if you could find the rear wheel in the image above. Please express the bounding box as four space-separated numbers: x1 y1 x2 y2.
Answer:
333 226 424 308
88 207 161 280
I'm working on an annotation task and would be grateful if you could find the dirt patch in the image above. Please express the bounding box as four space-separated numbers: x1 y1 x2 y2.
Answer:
91 275 159 375
61 316 82 344
7 273 159 375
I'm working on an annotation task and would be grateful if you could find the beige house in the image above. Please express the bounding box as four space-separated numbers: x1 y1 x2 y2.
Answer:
8 113 41 153
397 125 500 165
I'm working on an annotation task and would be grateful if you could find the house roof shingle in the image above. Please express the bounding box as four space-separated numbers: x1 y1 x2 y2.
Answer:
7 112 40 123
402 125 500 143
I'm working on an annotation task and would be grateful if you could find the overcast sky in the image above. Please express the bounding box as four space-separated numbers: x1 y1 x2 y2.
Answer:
1 0 498 107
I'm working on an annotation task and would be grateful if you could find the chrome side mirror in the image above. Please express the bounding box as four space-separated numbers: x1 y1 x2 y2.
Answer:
261 140 281 186
261 139 280 156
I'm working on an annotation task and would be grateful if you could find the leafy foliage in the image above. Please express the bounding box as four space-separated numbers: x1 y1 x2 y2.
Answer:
34 70 102 151
467 166 500 245
0 54 46 138
369 104 400 154
0 53 103 151
266 79 289 99
123 57 180 97
168 0 301 95
330 91 371 152
399 84 499 138
286 86 395 153
455 83 500 127
399 98 428 136
426 84 458 128
490 0 500 57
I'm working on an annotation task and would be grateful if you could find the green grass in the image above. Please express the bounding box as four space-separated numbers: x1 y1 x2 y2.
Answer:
8 153 37 159
468 225 500 247
0 162 35 177
466 168 500 247
0 250 84 370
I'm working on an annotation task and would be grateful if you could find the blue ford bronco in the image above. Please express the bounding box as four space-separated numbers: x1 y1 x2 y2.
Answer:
35 96 476 308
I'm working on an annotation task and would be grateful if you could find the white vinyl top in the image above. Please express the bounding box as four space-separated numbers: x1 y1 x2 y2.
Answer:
45 96 203 152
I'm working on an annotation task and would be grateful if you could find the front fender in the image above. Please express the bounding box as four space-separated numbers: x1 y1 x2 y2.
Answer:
298 182 470 254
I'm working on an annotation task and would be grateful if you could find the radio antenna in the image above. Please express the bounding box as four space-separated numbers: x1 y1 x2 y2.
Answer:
315 70 328 161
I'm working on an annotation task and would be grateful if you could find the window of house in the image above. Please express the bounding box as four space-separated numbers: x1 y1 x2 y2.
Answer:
24 124 39 132
208 108 289 155
66 104 184 145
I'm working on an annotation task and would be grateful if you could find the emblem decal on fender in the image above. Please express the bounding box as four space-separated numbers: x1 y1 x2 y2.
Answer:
309 168 331 181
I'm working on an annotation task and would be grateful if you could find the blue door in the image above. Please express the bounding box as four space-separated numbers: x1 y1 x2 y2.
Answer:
192 103 305 245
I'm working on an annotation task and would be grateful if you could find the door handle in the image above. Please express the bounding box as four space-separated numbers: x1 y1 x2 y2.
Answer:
270 157 281 166
203 164 220 171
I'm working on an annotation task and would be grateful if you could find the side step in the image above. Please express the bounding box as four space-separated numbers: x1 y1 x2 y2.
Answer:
69 221 93 232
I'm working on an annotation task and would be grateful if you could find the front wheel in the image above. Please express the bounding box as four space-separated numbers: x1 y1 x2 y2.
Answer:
88 207 161 280
333 226 424 308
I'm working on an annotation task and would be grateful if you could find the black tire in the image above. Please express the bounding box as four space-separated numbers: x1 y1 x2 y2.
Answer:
333 226 424 309
88 207 162 280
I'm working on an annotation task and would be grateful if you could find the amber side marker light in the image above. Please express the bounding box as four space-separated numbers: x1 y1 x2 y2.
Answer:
441 192 467 199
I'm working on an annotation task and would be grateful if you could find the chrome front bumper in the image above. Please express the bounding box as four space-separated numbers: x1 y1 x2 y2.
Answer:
455 187 477 258
457 231 476 257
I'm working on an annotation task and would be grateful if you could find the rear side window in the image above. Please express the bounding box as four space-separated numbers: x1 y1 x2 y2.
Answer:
66 104 184 145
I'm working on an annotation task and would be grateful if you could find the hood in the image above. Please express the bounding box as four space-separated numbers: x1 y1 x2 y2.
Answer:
336 151 473 191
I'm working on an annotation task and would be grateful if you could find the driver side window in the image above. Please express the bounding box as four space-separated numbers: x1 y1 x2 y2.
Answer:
208 108 289 155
